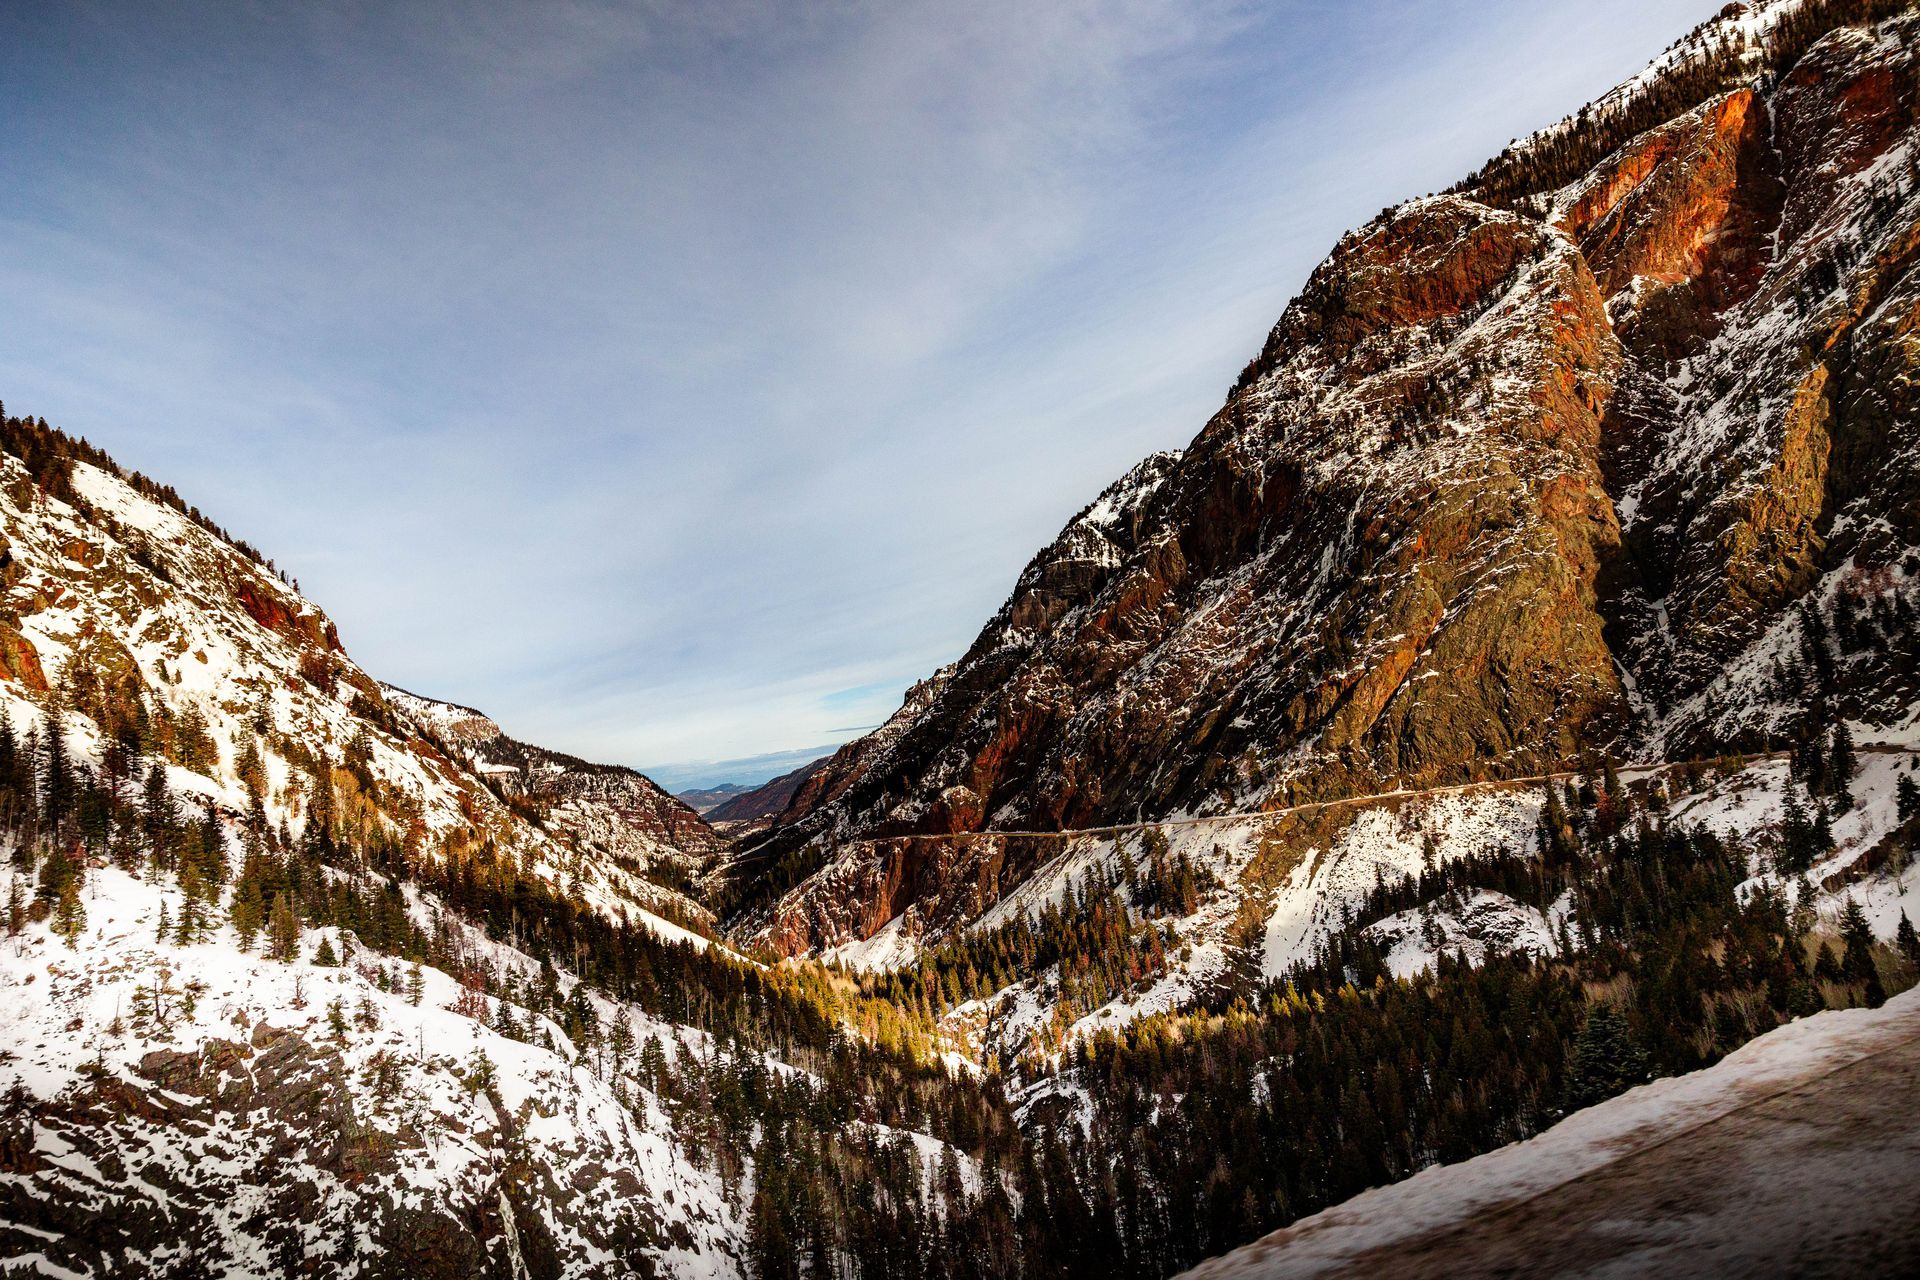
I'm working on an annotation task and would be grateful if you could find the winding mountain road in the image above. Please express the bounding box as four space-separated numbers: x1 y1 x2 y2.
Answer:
829 744 1916 851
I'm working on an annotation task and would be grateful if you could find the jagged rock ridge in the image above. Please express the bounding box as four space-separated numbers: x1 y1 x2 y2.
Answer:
382 685 725 922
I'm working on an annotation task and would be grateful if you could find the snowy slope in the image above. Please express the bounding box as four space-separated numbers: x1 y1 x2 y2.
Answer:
0 450 714 932
0 863 743 1278
381 684 725 928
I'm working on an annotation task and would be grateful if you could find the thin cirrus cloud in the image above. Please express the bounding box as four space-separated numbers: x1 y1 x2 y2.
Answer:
0 0 1711 789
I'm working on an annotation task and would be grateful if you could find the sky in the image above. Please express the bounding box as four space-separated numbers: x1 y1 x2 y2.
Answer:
0 0 1716 790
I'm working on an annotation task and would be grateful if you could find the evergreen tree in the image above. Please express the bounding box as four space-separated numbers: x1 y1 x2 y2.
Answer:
175 859 208 944
40 714 74 838
237 737 266 798
1811 802 1836 863
142 761 176 868
1779 791 1816 873
231 877 266 950
34 845 74 906
639 1036 668 1094
608 1010 635 1072
1828 723 1857 808
749 1163 796 1280
1564 1004 1648 1109
52 877 86 945
1898 774 1920 824
1791 875 1819 938
0 707 19 826
1839 898 1881 1005
267 891 301 962
1815 939 1844 984
1896 912 1920 969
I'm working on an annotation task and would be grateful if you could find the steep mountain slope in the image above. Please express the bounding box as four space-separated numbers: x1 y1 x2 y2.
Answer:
0 867 745 1277
7 5 1920 1278
0 417 718 930
733 0 1920 960
382 685 725 924
704 759 828 828
0 420 1018 1276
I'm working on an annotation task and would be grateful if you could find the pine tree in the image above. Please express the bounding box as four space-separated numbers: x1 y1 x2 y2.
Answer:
176 704 215 773
1896 913 1920 968
749 1159 796 1280
197 804 226 886
0 707 18 818
231 877 266 950
267 891 300 962
608 1010 635 1072
1780 791 1813 873
1839 898 1878 994
1815 939 1844 983
1812 802 1836 863
237 737 266 798
461 1047 496 1096
1828 723 1857 808
1564 1004 1648 1109
40 715 74 838
53 877 86 946
314 935 339 967
142 762 176 868
1791 875 1818 938
34 845 73 906
1898 774 1920 823
639 1035 668 1094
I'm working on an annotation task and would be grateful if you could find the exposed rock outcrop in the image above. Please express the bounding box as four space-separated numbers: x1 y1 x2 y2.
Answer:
735 3 1920 956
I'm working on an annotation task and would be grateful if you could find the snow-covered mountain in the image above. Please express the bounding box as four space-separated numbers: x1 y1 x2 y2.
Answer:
7 3 1920 1277
732 0 1920 980
0 421 716 931
381 684 726 926
0 421 1000 1276
0 865 745 1275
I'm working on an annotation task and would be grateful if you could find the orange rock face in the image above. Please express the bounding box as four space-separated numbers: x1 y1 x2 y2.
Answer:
0 623 48 691
235 578 338 653
1558 89 1784 362
736 9 1920 956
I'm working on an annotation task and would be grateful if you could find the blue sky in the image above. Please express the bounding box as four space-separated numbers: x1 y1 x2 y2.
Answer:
0 0 1711 789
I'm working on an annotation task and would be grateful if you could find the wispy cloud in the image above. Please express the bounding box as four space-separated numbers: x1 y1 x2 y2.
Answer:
0 0 1715 780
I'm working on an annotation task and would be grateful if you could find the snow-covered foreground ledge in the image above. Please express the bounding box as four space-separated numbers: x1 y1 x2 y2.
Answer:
1183 987 1920 1278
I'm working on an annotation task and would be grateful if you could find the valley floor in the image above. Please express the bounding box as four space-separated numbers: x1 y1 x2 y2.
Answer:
1184 987 1920 1280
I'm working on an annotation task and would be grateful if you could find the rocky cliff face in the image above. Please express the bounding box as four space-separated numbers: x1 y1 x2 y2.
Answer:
737 0 1920 956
